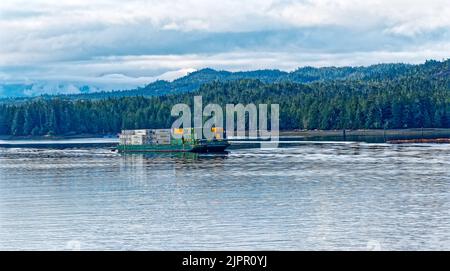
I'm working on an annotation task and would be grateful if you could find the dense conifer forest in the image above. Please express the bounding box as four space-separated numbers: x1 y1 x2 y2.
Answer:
0 60 448 136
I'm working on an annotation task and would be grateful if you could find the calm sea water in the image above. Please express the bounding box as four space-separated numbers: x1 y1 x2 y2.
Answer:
0 141 449 250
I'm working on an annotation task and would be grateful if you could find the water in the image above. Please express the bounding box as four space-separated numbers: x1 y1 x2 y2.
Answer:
0 141 449 250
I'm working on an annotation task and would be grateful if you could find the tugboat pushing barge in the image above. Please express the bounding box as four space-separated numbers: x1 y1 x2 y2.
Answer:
117 128 230 153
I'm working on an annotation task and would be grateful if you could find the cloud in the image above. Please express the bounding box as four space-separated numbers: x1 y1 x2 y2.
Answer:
0 0 449 96
22 83 84 97
268 0 450 34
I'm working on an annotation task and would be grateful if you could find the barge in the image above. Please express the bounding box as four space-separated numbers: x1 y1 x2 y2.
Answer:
117 128 230 153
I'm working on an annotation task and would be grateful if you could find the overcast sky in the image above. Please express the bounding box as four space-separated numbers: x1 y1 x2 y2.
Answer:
0 0 449 94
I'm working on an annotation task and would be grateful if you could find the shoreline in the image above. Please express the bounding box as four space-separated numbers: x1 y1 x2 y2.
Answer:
0 133 117 141
280 128 450 137
1 128 450 141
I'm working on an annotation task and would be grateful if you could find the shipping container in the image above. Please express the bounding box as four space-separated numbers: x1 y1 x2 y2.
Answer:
117 128 229 152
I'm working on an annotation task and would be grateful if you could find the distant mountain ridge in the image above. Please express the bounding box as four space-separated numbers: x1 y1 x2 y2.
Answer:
1 59 449 102
52 59 450 99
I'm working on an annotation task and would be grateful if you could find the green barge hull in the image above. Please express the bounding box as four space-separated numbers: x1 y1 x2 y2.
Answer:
117 140 230 153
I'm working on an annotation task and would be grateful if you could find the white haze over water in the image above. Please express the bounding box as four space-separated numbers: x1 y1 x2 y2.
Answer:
0 0 449 96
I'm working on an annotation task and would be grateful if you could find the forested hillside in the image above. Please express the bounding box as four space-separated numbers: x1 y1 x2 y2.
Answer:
0 62 448 136
65 59 450 99
2 59 446 102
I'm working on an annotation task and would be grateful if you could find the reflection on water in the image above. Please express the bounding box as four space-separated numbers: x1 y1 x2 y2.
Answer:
0 143 449 250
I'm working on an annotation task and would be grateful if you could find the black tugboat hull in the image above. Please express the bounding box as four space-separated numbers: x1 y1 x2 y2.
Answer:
191 142 230 153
